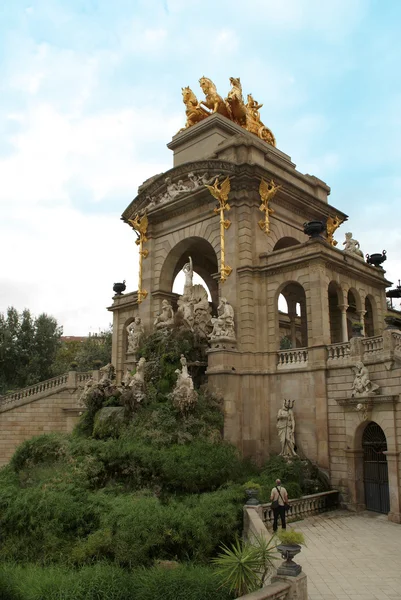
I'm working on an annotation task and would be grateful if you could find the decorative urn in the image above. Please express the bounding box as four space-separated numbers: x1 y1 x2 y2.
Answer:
113 280 126 296
245 488 260 506
303 221 326 239
276 543 302 577
366 250 386 268
351 323 364 337
384 315 401 330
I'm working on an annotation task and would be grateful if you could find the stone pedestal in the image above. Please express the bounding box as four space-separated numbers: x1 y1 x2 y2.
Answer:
271 572 308 600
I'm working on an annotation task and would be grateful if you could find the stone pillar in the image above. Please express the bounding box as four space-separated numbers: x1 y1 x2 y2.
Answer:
338 303 349 343
344 449 365 511
288 310 297 348
383 451 401 523
306 262 331 346
67 371 77 388
272 572 308 600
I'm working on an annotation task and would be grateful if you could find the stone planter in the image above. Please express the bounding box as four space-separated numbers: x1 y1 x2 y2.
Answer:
303 220 326 239
113 281 126 296
366 251 386 268
276 543 302 576
245 489 260 506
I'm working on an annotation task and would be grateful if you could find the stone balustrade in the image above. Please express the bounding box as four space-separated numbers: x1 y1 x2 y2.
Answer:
261 490 339 527
235 582 291 600
361 335 383 355
277 348 308 368
0 371 93 409
327 342 350 361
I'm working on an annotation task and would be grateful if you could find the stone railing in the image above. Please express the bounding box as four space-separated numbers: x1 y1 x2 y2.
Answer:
362 335 383 356
277 348 308 368
0 371 93 409
242 506 307 600
261 490 339 527
235 581 291 600
327 342 350 361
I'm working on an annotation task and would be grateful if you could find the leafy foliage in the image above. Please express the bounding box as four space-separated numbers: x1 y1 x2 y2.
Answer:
0 308 62 394
52 329 112 375
277 529 306 546
0 563 233 600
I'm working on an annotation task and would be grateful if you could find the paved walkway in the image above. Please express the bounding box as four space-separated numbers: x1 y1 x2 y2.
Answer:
289 511 401 600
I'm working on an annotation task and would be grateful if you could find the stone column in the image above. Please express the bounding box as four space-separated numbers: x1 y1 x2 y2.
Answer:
272 572 308 600
338 303 349 343
288 306 297 348
383 451 401 523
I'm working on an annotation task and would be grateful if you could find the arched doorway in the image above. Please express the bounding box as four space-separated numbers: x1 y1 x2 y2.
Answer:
277 282 307 349
362 422 390 514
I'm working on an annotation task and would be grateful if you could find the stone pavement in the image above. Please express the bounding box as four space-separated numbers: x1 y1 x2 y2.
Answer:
287 510 401 600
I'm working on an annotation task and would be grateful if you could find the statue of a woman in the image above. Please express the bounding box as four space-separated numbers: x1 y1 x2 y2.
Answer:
277 399 297 459
182 256 193 296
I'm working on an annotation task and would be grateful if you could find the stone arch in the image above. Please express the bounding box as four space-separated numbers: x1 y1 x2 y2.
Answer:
275 280 308 348
269 220 305 251
158 236 219 309
364 294 377 336
273 237 301 252
328 281 344 343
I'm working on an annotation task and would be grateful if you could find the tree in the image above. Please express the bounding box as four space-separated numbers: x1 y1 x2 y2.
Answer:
52 328 112 375
0 308 63 394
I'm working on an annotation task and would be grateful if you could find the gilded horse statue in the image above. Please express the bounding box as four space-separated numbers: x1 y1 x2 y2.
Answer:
199 77 231 119
225 77 247 126
179 86 208 132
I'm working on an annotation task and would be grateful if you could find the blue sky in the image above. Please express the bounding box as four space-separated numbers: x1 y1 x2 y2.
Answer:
1 0 400 334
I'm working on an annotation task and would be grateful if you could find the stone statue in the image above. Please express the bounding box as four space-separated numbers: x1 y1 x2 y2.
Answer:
351 362 380 397
129 357 146 401
154 299 175 331
183 256 193 296
99 363 115 385
343 232 364 258
187 172 213 189
170 354 198 414
209 297 236 341
277 399 297 459
122 368 133 387
78 377 94 409
199 76 231 118
126 316 145 354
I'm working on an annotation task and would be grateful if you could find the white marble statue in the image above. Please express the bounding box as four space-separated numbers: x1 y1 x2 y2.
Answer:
183 256 194 296
99 363 115 384
187 172 213 189
149 173 216 207
343 232 364 258
126 316 145 354
154 299 175 330
277 399 297 459
78 377 95 408
129 357 147 403
170 354 197 414
351 361 380 397
176 257 212 338
209 297 236 341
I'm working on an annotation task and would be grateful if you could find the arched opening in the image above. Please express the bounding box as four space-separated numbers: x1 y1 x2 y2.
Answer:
158 237 219 310
328 281 343 343
273 237 301 252
362 422 390 514
364 296 376 337
277 282 307 349
347 289 361 338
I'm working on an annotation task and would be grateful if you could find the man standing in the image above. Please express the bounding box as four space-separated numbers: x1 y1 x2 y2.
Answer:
270 479 288 532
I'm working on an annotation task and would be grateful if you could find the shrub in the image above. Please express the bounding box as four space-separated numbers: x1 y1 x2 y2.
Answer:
10 434 68 472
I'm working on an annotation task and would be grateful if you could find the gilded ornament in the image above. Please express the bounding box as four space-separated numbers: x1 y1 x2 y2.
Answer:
258 178 281 234
178 76 276 146
326 215 343 246
205 176 232 282
128 213 149 303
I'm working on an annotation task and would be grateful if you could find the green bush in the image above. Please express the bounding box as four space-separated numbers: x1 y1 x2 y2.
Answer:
0 563 233 600
10 433 68 472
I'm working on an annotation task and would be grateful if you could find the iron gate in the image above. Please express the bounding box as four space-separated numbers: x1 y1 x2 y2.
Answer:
362 422 390 514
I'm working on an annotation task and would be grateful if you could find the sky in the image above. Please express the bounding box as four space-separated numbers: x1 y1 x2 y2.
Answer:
1 0 401 335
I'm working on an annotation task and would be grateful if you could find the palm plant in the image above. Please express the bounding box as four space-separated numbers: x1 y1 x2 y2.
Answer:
212 533 278 597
